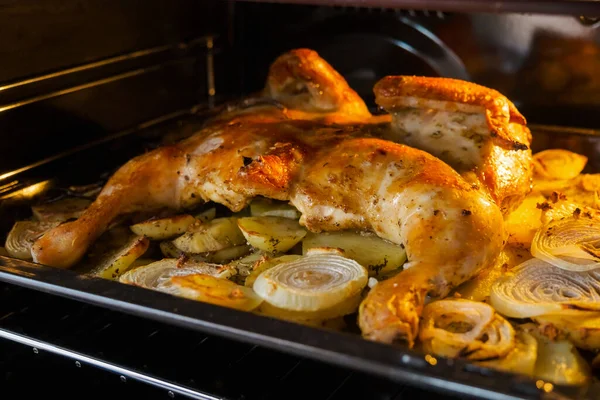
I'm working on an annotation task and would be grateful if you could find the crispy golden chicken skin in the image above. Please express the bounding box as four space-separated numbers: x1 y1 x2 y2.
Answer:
30 49 526 348
374 76 533 214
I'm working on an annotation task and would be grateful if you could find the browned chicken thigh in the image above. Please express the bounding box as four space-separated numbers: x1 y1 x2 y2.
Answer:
31 49 531 347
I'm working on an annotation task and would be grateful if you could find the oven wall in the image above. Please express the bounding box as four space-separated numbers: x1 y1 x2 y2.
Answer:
0 0 229 175
233 2 600 130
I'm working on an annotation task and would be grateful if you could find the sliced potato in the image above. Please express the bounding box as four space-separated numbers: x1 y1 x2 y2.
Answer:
5 220 59 260
195 207 216 223
169 274 263 311
130 214 196 240
173 217 245 253
245 255 301 288
90 235 150 280
204 244 252 263
237 216 307 253
302 231 406 276
31 198 91 223
227 251 268 285
505 195 545 246
305 247 346 257
250 198 300 219
453 245 532 301
160 240 185 258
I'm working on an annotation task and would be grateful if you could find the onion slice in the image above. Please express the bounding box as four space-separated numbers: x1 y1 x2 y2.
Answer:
253 254 367 312
490 258 600 318
5 220 59 260
532 149 587 180
419 299 515 361
531 213 600 271
119 258 234 293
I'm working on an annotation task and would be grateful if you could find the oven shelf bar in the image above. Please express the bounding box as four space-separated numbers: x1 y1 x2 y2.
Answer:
0 328 221 400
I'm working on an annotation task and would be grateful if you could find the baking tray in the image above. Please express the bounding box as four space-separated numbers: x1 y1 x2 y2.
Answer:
0 109 599 400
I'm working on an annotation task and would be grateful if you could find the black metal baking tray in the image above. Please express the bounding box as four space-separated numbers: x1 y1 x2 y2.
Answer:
234 0 600 16
0 111 599 400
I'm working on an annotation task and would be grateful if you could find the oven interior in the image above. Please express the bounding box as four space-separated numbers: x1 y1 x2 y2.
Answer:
1 1 600 399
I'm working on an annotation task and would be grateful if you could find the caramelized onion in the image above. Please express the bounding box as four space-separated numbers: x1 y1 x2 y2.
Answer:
533 149 587 180
5 220 59 260
490 258 600 318
119 258 234 294
419 299 515 361
531 214 600 272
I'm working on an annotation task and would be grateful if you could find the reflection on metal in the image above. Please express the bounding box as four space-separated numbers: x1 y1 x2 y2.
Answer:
0 180 53 201
0 36 211 93
206 36 216 108
0 106 201 183
0 59 192 114
0 329 220 400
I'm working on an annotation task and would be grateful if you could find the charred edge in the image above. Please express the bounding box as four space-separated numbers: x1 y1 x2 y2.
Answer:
242 156 253 167
462 209 472 216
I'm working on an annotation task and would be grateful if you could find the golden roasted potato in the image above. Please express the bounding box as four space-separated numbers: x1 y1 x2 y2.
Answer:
90 235 150 280
302 231 406 276
237 217 307 253
130 214 197 240
173 217 246 253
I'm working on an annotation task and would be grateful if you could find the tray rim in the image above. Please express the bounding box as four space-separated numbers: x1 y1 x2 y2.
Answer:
0 257 589 400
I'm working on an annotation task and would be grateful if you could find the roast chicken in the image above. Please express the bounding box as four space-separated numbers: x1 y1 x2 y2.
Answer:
31 49 532 346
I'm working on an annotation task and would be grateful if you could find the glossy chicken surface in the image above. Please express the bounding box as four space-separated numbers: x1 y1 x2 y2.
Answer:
31 49 532 346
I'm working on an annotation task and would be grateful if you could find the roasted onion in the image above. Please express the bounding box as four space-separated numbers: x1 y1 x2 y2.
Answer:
419 299 515 361
532 210 600 272
253 254 367 312
490 258 600 318
119 258 234 293
5 220 59 260
477 330 538 376
532 149 587 180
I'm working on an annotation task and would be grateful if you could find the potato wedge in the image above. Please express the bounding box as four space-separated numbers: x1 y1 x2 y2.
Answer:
302 231 406 276
195 207 216 223
250 198 300 219
245 255 301 288
130 214 196 240
160 240 185 258
169 274 263 311
90 235 150 280
237 217 307 253
31 198 91 223
173 217 245 253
